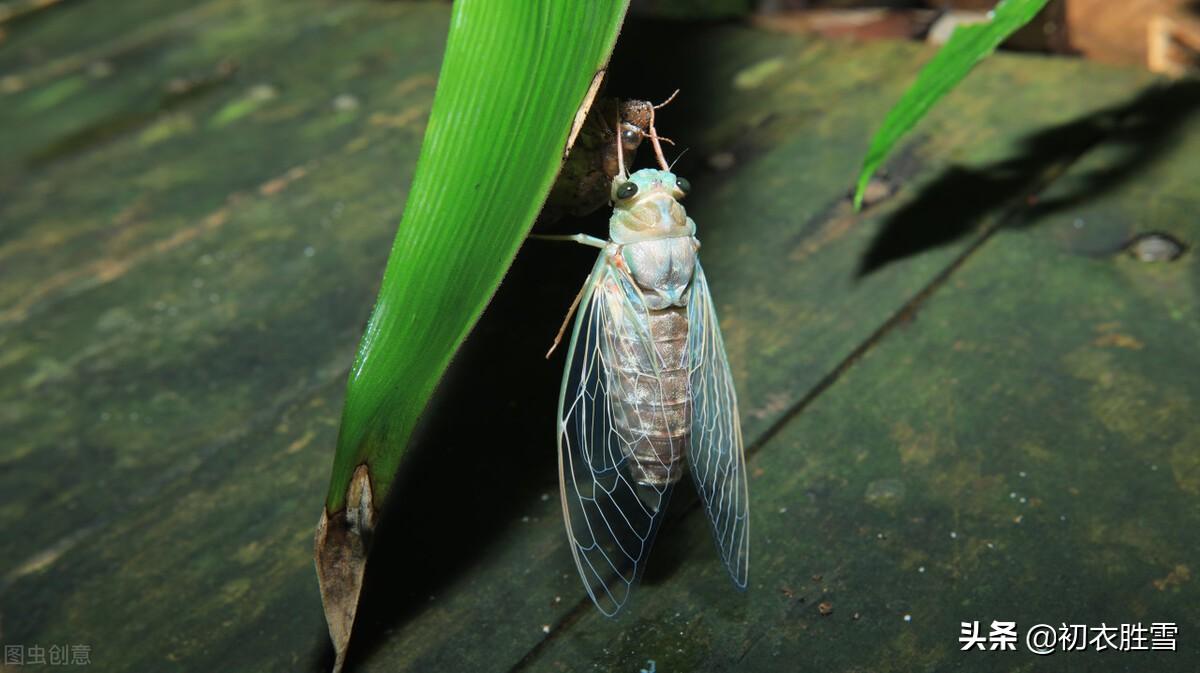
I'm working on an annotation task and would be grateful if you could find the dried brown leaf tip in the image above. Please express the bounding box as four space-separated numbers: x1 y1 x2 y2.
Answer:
315 464 375 673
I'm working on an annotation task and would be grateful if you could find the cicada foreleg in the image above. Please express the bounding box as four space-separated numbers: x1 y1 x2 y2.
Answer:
531 233 609 358
529 233 607 248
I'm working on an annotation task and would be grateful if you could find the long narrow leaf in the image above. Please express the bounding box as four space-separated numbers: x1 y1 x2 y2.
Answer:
326 1 629 510
315 2 629 669
853 0 1051 208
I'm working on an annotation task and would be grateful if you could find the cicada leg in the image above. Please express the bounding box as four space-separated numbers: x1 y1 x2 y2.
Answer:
530 233 608 358
529 233 607 248
546 281 585 359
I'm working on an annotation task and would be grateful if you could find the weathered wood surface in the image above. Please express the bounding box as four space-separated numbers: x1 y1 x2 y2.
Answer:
2 1 1196 672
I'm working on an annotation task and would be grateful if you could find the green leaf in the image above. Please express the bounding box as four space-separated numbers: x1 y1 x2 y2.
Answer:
853 0 1051 209
323 0 630 513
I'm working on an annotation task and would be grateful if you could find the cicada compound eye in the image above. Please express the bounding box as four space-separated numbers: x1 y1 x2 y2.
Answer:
616 181 639 200
675 176 691 197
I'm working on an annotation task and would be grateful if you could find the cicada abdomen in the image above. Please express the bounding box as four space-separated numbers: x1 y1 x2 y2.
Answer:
603 294 690 488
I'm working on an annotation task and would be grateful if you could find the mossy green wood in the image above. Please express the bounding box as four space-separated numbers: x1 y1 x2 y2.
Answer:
323 0 630 512
3 1 1192 671
0 0 205 75
0 0 331 175
853 0 1052 209
0 0 455 573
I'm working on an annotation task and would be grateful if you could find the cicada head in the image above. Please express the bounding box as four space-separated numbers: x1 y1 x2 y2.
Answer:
609 169 694 244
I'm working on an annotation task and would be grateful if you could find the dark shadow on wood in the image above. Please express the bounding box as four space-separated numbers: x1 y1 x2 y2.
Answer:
858 79 1200 276
639 490 701 586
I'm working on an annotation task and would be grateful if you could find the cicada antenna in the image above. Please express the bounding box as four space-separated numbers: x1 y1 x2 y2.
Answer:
647 89 680 171
668 147 689 172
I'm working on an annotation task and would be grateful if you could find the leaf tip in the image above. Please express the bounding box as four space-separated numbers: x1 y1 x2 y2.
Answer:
315 464 376 673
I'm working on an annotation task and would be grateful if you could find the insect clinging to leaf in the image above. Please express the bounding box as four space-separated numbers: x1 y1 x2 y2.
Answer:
543 92 749 616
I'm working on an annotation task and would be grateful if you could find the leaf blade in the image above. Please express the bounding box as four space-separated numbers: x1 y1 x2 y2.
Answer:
853 0 1051 209
324 0 630 511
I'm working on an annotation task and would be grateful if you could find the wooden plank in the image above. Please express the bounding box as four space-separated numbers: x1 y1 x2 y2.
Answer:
0 0 444 177
0 0 221 167
0 0 447 573
519 80 1200 672
0 0 209 74
0 3 1164 672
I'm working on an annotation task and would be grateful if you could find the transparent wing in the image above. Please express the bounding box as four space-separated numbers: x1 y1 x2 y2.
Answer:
557 253 677 617
687 261 750 588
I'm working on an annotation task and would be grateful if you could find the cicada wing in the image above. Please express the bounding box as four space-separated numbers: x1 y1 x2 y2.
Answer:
686 261 750 588
557 253 678 617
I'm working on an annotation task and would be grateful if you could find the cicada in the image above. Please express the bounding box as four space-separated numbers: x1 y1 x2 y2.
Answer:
549 99 749 616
